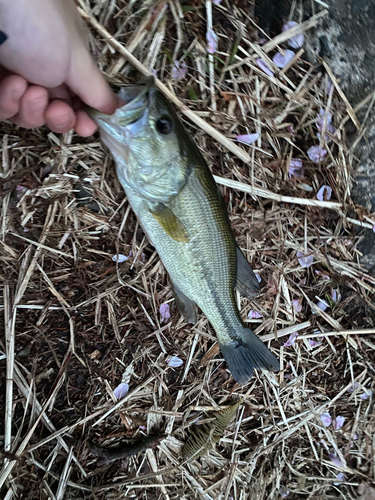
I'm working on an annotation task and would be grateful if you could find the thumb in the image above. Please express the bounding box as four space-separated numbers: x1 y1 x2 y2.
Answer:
66 44 118 115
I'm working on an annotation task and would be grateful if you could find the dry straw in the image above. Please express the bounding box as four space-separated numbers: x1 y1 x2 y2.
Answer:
0 0 375 499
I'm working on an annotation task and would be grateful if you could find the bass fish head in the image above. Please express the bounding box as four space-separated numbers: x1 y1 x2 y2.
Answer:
88 77 192 204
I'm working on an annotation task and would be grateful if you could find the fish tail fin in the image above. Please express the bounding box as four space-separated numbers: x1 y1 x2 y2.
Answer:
219 327 280 385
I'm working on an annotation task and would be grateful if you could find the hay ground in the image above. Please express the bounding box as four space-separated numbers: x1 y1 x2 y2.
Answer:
1 0 375 498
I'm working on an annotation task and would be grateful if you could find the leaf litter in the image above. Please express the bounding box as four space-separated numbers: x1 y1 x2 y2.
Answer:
0 1 375 499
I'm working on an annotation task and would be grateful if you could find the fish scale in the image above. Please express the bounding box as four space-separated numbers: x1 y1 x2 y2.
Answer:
89 78 280 385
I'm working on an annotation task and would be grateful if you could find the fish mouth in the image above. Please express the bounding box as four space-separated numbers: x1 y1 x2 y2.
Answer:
116 76 155 126
85 76 156 126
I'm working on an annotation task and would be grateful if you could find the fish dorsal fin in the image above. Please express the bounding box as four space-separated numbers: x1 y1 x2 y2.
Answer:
149 204 189 243
170 280 198 324
235 246 260 298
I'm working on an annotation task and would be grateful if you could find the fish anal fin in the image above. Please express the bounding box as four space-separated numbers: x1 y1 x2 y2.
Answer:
170 280 198 324
150 204 189 243
235 247 260 298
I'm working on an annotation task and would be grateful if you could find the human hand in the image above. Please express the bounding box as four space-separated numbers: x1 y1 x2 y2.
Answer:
0 0 118 136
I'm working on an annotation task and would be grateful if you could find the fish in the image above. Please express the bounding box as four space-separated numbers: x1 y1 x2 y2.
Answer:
88 76 280 385
182 399 242 461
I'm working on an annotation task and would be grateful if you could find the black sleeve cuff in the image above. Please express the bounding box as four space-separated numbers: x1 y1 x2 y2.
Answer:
0 30 8 46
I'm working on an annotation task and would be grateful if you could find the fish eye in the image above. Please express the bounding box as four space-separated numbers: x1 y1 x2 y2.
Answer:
156 116 173 135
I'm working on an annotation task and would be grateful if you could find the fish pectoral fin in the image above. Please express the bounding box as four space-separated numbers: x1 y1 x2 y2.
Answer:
170 280 198 324
149 204 189 243
219 327 280 385
235 246 260 298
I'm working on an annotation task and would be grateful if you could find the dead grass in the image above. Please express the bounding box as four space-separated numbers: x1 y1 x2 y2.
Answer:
1 0 375 499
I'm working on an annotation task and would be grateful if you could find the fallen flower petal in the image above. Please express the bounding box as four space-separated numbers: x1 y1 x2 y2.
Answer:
315 270 330 280
282 21 304 49
317 185 333 201
307 145 327 163
255 273 262 283
256 58 274 77
16 184 25 191
373 225 375 233
334 472 345 485
167 355 183 368
317 299 329 311
309 338 322 347
328 453 343 467
321 412 332 427
160 303 171 322
316 107 333 131
347 382 359 393
114 382 129 400
333 416 345 430
272 49 295 68
331 288 338 302
288 158 304 178
248 310 263 319
171 60 187 79
236 133 259 145
212 0 222 4
284 332 298 347
291 299 302 312
360 390 373 400
112 254 129 263
206 30 218 54
297 251 313 268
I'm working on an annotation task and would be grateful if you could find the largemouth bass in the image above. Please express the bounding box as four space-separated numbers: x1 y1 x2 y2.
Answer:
89 77 279 385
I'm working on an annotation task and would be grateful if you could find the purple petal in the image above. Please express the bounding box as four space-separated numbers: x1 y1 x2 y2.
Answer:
248 310 263 319
112 254 129 262
284 332 298 347
307 145 327 163
160 303 171 322
347 382 359 393
297 251 313 268
316 108 333 130
317 185 332 201
315 270 330 280
206 30 218 54
167 355 183 368
255 273 262 283
16 184 25 191
288 158 304 178
291 299 302 312
360 390 372 400
236 133 259 145
331 289 338 302
328 453 343 467
113 382 129 400
317 299 329 311
309 338 322 347
320 412 332 427
171 60 187 80
212 0 222 4
256 58 274 77
299 277 307 285
334 472 345 485
332 416 345 430
373 225 375 233
282 21 304 49
272 49 295 68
